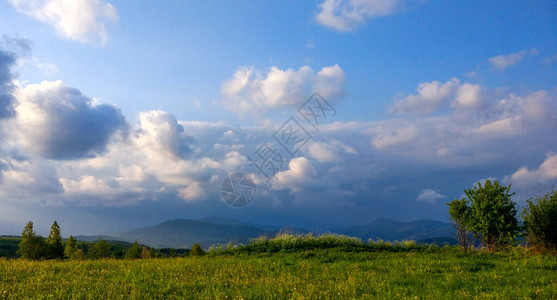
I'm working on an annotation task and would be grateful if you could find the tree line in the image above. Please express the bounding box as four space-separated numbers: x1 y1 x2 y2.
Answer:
447 180 557 253
16 221 204 260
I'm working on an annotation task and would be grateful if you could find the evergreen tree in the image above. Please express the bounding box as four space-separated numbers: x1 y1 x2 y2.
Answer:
17 221 46 260
46 221 64 259
190 243 205 256
64 235 79 259
89 238 111 259
125 241 142 259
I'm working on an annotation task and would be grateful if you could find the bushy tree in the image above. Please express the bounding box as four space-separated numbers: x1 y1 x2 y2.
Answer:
141 246 151 259
46 221 64 259
17 221 46 260
522 188 557 252
125 241 141 259
64 235 82 259
465 180 519 251
89 238 111 259
447 198 472 251
190 243 205 256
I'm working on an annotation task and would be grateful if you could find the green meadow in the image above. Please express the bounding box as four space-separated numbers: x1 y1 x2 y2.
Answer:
1 249 556 299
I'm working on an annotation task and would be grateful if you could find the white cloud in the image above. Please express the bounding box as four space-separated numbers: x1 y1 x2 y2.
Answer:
271 157 316 192
488 49 537 71
505 153 557 189
222 64 345 117
137 110 195 160
371 125 418 149
416 189 444 204
178 184 208 203
8 0 119 44
390 78 460 115
316 0 400 32
307 139 357 162
453 83 482 108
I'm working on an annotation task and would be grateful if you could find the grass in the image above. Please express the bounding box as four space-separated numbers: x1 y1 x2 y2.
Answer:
1 250 556 299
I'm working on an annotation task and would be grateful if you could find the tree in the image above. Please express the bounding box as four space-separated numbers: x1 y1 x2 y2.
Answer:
141 246 151 259
465 180 519 251
522 188 557 252
17 221 46 260
447 198 472 251
46 221 64 259
125 241 142 259
64 235 81 259
190 243 205 256
89 238 111 259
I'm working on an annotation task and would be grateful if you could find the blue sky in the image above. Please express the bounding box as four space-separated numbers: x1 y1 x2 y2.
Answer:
0 0 556 235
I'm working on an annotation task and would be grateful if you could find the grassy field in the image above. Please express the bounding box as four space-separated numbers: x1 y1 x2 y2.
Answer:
1 249 556 299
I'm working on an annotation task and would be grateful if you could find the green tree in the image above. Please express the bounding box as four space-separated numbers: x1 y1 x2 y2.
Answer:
17 221 46 260
465 180 519 251
190 243 205 256
447 198 472 251
125 241 142 259
89 238 111 259
46 221 64 259
64 235 80 259
522 188 557 252
141 246 151 259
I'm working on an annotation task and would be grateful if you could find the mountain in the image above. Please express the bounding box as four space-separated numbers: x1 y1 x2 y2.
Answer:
330 219 455 242
112 219 275 249
101 218 455 249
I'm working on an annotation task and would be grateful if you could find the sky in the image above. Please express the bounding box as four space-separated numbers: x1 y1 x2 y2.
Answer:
0 0 556 236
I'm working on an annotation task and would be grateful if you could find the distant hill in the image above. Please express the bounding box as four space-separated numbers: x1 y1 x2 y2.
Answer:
112 219 277 249
330 219 455 242
105 218 454 249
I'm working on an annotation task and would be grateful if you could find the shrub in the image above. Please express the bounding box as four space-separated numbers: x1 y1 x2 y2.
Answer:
522 188 557 253
190 243 205 256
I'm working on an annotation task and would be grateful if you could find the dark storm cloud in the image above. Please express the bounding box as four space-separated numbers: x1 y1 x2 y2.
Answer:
18 82 128 160
0 49 16 119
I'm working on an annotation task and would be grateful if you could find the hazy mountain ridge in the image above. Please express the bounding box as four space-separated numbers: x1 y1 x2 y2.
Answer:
85 218 456 248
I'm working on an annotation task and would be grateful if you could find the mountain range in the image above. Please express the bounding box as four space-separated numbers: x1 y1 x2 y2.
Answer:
77 217 456 248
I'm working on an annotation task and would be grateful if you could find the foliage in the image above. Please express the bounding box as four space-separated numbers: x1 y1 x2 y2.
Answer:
522 188 557 252
89 239 111 259
17 221 46 260
447 198 473 251
464 180 519 251
46 221 64 259
141 246 151 259
0 250 555 298
64 236 82 260
190 243 205 256
125 241 142 259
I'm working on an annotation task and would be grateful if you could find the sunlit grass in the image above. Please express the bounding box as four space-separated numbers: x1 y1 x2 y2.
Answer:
1 250 556 299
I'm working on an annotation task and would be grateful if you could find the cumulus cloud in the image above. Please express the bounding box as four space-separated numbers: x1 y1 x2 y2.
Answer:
221 64 345 116
0 157 63 198
178 184 208 203
307 139 356 162
13 80 127 160
488 49 537 71
271 157 316 192
390 78 460 115
504 153 557 189
417 189 444 204
137 110 195 160
316 0 401 32
8 0 119 44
